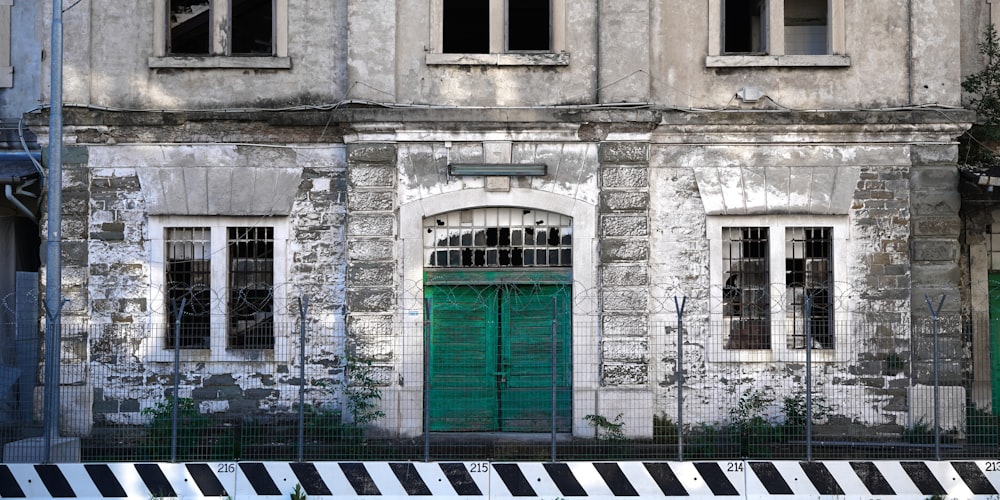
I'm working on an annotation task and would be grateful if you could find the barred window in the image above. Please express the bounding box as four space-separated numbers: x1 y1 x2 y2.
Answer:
165 227 212 348
720 224 835 351
424 208 572 268
157 219 283 351
227 227 274 349
786 227 833 349
722 227 771 349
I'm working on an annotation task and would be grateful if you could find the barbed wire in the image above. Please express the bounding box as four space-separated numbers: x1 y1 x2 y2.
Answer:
4 276 964 321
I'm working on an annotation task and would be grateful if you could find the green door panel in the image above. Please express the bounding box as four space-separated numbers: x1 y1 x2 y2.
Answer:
425 280 573 433
500 284 572 432
426 285 499 431
989 272 1000 412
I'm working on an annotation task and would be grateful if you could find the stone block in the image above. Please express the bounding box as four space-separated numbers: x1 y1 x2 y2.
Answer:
911 262 959 287
601 167 648 189
348 165 395 188
600 191 649 212
601 314 649 336
4 436 81 463
592 388 654 438
910 191 960 216
601 264 648 286
349 144 397 163
912 217 960 237
602 215 648 237
602 339 649 362
908 385 965 433
347 288 396 312
601 288 648 311
601 239 649 261
600 143 648 164
348 262 396 284
348 239 394 261
33 385 92 437
909 145 958 167
911 240 958 261
602 362 649 386
347 215 395 237
192 385 243 400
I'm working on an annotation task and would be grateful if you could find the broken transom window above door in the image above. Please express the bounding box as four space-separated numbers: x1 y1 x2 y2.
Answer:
424 208 573 268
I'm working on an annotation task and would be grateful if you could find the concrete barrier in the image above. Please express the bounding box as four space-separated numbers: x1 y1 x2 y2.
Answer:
0 460 997 499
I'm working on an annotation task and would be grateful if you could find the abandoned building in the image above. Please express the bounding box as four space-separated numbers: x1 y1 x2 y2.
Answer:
1 0 998 456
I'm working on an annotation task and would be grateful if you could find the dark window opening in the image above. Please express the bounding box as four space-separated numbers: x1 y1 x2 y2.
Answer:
723 227 770 349
227 226 274 349
443 0 490 53
787 227 833 349
507 0 550 51
169 0 210 55
165 227 211 348
231 0 274 55
724 0 766 54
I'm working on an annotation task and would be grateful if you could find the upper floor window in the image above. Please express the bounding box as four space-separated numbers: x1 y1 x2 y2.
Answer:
150 0 290 69
428 0 568 66
708 0 849 67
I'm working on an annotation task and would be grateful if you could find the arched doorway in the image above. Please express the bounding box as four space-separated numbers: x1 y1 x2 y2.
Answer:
422 207 572 432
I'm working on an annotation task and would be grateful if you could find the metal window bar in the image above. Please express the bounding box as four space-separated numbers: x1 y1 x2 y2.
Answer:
786 227 833 349
165 227 212 348
723 227 770 349
227 226 275 348
424 207 573 268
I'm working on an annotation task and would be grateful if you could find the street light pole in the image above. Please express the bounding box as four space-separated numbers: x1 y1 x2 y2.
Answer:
41 0 64 464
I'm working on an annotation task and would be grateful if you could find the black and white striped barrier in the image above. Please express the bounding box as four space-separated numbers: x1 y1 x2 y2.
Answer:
0 460 998 499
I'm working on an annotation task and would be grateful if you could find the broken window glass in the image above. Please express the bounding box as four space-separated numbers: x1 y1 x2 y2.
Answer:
169 0 210 55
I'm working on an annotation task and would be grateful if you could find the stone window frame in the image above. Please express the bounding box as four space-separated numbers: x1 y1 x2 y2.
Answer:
426 0 569 66
149 0 291 69
706 215 850 363
705 0 850 68
148 216 289 362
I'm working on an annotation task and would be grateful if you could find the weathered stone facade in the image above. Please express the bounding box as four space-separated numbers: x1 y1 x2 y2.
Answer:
8 0 994 444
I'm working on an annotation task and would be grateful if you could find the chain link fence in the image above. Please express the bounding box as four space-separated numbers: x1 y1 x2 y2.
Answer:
0 296 997 462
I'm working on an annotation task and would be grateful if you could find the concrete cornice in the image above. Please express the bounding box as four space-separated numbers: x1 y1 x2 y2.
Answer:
25 106 975 145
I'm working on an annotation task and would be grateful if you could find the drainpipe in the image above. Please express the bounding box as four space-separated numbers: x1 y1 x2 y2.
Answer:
4 184 36 223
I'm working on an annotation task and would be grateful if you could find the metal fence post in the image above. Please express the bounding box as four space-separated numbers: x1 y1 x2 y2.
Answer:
925 294 945 461
170 297 186 463
423 298 431 462
551 296 558 463
804 295 812 462
674 296 686 461
297 296 308 462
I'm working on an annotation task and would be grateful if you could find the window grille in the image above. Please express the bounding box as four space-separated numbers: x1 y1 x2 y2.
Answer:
723 227 770 349
786 227 833 349
165 227 212 348
227 226 275 348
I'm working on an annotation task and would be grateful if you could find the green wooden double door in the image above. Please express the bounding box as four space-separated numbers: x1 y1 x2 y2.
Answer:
425 274 572 432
